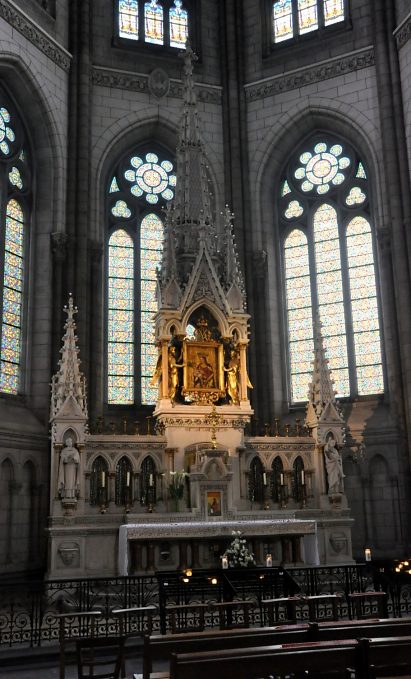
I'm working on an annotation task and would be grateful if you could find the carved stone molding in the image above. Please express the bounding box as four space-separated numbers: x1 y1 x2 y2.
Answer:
148 67 170 99
158 416 248 431
0 0 71 71
395 14 411 49
245 48 375 102
92 67 222 104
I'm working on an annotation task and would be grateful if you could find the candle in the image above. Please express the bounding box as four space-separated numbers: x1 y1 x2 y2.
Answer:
149 473 153 487
126 471 130 487
263 472 267 486
280 472 284 486
101 471 105 488
221 556 228 569
266 554 273 568
301 470 305 486
365 548 372 562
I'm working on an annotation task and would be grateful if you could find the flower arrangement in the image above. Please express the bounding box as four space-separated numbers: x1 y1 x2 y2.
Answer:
222 531 256 568
167 470 188 500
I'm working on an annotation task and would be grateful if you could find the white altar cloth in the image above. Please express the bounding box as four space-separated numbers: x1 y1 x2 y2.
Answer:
118 518 316 575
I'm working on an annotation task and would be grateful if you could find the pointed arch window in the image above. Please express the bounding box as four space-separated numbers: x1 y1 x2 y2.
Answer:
272 0 345 44
107 149 175 406
280 137 384 403
0 95 31 396
118 1 189 48
248 457 264 504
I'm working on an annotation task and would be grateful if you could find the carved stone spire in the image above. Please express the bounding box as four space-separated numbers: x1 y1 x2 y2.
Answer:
50 294 88 420
172 46 216 280
221 205 246 310
305 313 344 445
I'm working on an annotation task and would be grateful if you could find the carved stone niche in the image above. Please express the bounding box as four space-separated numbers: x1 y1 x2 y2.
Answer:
57 541 80 568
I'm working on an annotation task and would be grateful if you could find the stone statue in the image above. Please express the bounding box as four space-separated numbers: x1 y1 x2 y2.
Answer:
58 437 80 499
224 349 240 404
324 433 345 494
168 346 185 401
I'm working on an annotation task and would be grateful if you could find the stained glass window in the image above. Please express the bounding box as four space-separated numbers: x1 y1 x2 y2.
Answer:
272 1 345 43
284 229 314 402
346 217 383 395
281 137 383 402
119 0 139 39
108 230 134 405
145 1 164 44
107 148 172 406
273 0 293 43
141 213 163 404
0 200 24 394
298 0 318 34
323 0 344 26
169 1 188 48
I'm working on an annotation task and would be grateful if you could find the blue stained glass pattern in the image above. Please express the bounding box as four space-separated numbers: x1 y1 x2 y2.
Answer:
298 0 318 34
284 229 314 402
273 0 293 43
9 167 23 189
141 213 163 404
323 0 344 26
170 1 188 48
108 230 134 404
119 0 139 40
110 176 120 193
314 203 349 397
145 1 164 44
0 200 24 394
346 216 383 395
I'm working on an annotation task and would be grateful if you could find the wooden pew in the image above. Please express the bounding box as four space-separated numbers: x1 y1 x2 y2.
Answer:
142 624 310 679
169 639 360 679
313 616 411 641
362 635 411 678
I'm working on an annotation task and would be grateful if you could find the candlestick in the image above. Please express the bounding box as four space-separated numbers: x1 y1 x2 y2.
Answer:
149 473 153 487
301 469 305 486
266 554 273 568
221 556 228 569
365 548 372 562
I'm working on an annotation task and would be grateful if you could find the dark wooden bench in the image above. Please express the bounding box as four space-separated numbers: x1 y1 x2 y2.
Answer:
363 635 411 678
348 591 388 619
142 624 309 679
261 595 300 624
313 616 411 641
302 593 342 622
169 639 360 679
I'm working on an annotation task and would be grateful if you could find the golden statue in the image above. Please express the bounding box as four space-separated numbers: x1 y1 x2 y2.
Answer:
224 349 240 404
168 346 185 401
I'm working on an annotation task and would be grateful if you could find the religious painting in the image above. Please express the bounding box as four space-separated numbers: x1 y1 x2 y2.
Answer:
207 491 222 517
182 340 225 404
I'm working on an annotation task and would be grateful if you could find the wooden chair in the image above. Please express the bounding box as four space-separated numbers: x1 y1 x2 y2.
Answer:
76 636 126 679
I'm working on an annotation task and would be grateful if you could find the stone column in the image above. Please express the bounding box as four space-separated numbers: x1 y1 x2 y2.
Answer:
178 541 188 570
130 541 143 573
146 542 155 571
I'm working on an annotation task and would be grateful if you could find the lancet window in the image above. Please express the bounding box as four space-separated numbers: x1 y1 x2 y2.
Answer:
140 455 157 507
248 457 264 504
292 456 305 502
0 94 31 396
272 0 345 44
90 456 109 506
118 0 189 48
107 148 176 406
115 456 133 505
270 457 284 503
281 137 383 403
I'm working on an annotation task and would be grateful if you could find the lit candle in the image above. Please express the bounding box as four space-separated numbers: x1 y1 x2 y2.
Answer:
266 554 273 568
126 471 130 487
221 556 228 569
149 473 153 487
263 472 267 486
301 470 305 486
101 471 105 488
365 548 372 562
280 472 284 486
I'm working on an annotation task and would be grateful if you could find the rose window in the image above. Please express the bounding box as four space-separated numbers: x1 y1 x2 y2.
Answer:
294 142 350 194
124 152 176 204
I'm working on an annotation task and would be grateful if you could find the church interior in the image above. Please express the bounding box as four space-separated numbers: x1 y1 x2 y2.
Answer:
1 0 411 676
